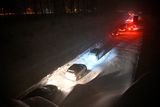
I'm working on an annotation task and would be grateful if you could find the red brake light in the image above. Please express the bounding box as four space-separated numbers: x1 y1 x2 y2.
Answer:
126 19 133 23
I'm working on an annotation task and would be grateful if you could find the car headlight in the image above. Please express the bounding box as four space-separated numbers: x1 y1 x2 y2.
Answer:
88 54 98 62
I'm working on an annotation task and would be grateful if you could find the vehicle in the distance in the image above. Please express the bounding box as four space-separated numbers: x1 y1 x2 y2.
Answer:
110 23 140 37
88 48 106 61
22 85 60 101
65 64 88 81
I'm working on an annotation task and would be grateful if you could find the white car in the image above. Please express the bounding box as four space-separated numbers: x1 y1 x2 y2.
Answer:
88 48 106 61
65 64 87 81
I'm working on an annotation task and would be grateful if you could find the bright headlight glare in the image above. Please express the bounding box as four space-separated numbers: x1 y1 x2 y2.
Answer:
88 54 98 62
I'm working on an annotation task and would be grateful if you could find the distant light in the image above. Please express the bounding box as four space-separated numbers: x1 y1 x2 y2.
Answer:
125 19 133 23
128 11 135 17
133 27 138 31
74 8 78 13
128 27 131 30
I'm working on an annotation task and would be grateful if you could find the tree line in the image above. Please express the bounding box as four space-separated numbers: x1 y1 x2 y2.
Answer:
0 0 97 15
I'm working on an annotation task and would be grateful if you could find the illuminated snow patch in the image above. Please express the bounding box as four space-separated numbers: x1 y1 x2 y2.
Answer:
88 54 99 62
46 72 77 93
76 48 117 70
39 43 118 96
65 72 77 81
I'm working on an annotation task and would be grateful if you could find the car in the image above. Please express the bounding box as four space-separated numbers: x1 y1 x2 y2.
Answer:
22 85 60 101
110 24 127 37
89 48 106 61
117 23 139 32
118 24 127 31
111 23 139 37
65 64 87 81
110 29 120 37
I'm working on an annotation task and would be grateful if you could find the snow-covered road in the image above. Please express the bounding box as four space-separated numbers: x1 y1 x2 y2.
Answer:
35 30 143 106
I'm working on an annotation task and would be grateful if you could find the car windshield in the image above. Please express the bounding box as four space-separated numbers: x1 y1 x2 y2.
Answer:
68 64 85 74
67 69 75 73
90 48 101 54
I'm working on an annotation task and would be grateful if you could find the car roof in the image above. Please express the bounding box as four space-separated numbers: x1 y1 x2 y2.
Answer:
90 48 101 54
68 64 86 73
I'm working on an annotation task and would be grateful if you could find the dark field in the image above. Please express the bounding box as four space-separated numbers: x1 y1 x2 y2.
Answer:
1 12 122 99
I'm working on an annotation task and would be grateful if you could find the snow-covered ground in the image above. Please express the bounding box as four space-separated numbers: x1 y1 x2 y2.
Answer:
2 13 123 98
59 32 143 107
35 29 143 106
